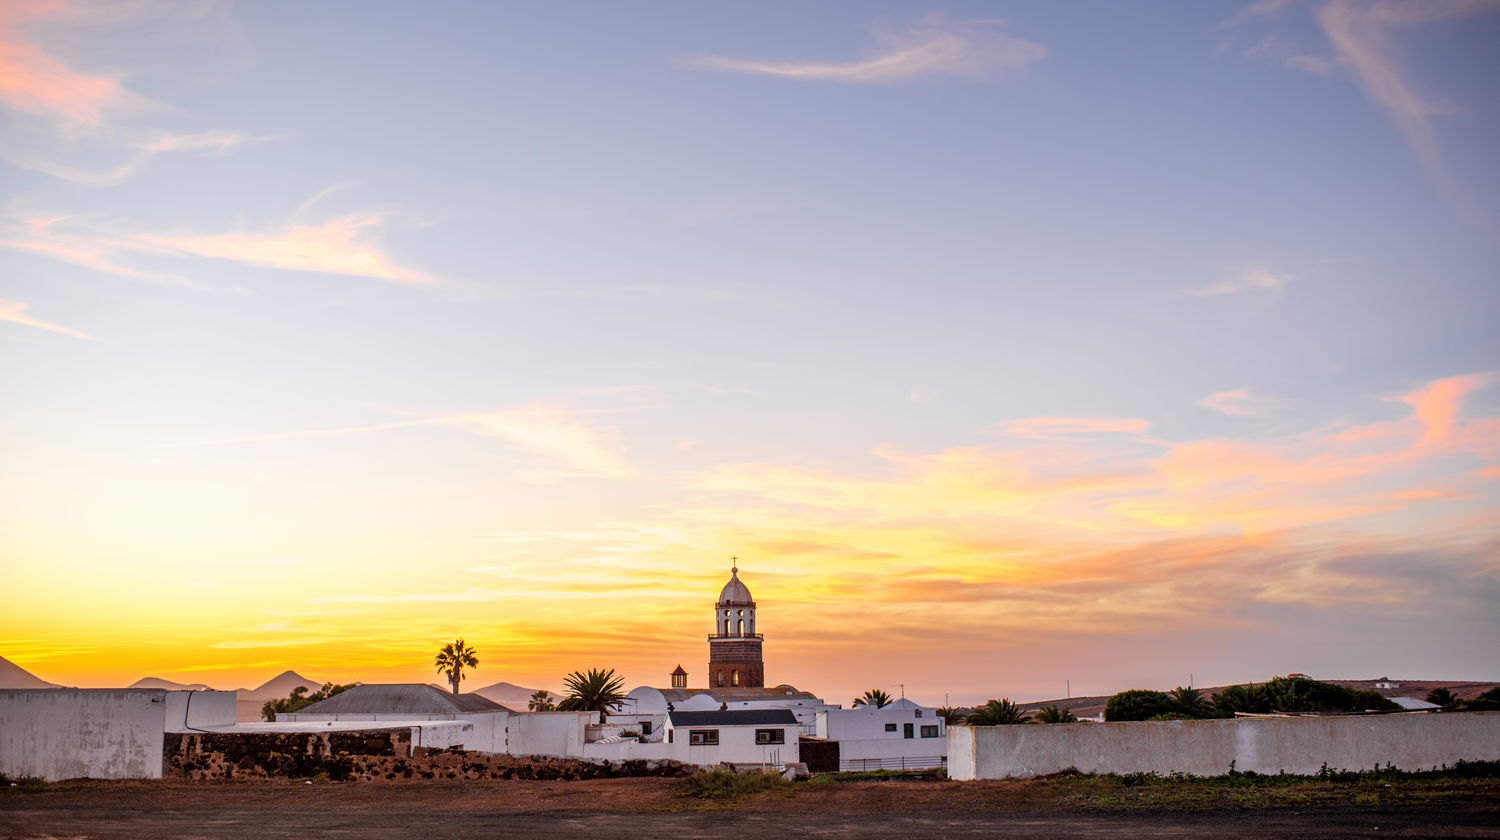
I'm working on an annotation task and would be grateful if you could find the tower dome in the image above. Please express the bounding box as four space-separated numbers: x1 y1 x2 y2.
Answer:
718 566 753 605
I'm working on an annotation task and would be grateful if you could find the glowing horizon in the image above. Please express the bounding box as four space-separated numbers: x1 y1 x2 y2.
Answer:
2 1 1497 708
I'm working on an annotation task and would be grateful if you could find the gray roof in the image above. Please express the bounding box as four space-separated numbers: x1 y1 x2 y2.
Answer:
669 709 798 727
1389 696 1440 711
297 683 509 715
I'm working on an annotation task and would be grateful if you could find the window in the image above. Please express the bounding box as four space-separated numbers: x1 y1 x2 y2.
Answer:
755 729 785 745
689 729 719 745
915 710 923 718
717 670 725 687
732 669 739 686
884 723 898 732
737 618 744 635
921 725 939 738
641 721 653 736
903 723 914 739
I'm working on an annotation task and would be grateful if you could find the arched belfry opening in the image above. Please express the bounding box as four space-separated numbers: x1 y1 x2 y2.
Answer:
707 560 764 689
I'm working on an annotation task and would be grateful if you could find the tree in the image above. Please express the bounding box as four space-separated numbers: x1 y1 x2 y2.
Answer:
529 689 556 711
1169 686 1209 718
260 682 354 721
1425 687 1457 710
1104 689 1177 722
852 689 893 708
1034 705 1077 724
434 639 479 694
1465 688 1500 711
935 706 965 725
965 698 1030 726
556 668 628 722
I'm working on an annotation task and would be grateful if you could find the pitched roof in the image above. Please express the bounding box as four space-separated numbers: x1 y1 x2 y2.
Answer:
669 708 798 727
671 665 688 676
297 683 510 715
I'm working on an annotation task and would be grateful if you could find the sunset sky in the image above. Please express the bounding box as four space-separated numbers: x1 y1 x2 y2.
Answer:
2 0 1497 706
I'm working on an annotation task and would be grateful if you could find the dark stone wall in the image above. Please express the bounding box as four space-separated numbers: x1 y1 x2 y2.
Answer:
163 730 693 781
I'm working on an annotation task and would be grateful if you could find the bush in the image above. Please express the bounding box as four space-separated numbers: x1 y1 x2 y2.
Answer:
680 766 789 799
1104 690 1178 722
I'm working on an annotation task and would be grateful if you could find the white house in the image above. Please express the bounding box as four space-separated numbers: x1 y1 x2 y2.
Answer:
814 697 946 770
665 708 800 768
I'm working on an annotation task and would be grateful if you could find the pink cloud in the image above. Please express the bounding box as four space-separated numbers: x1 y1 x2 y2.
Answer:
0 1 120 125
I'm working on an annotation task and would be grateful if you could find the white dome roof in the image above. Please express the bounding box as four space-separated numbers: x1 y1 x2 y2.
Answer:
718 567 753 604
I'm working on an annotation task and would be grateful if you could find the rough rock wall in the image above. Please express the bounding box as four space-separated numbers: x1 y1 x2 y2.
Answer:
164 730 694 781
165 729 411 779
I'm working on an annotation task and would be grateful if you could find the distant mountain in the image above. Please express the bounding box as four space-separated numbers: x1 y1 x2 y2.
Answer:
0 656 58 689
246 670 323 700
129 676 214 691
472 681 558 710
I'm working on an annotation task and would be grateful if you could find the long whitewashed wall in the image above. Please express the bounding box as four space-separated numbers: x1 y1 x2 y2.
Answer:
1 690 168 780
948 712 1500 780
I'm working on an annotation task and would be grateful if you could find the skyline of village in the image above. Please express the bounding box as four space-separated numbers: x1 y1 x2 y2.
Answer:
3 0 1498 704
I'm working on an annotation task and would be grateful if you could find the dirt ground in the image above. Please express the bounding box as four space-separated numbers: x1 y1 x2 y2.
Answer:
3 776 1498 840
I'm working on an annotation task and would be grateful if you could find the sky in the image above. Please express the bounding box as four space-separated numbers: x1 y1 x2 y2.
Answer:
1 0 1497 707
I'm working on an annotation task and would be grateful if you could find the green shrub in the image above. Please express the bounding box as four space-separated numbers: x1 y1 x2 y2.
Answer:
680 766 789 799
1104 690 1177 722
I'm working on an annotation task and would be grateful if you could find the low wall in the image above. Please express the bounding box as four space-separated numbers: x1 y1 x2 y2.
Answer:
165 731 693 780
507 711 593 758
0 689 168 780
948 712 1500 780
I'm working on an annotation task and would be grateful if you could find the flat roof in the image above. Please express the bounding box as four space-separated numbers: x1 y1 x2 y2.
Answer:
668 709 799 727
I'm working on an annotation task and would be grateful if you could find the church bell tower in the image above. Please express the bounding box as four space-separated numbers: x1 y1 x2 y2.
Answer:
708 564 764 688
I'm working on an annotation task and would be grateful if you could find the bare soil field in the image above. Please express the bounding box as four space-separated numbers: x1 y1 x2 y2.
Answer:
4 774 1498 840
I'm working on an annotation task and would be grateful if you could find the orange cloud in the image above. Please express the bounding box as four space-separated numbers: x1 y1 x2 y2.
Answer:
136 214 436 284
0 2 119 125
0 297 91 339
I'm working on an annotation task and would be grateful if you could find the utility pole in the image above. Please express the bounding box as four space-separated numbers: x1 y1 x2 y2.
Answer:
1066 679 1070 699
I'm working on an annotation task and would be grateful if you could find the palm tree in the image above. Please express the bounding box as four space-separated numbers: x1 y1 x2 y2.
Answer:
1035 705 1077 724
852 689 894 708
1212 683 1269 716
965 698 1030 726
1169 686 1207 718
434 638 479 694
1425 687 1457 710
936 706 965 725
528 689 556 711
556 668 628 722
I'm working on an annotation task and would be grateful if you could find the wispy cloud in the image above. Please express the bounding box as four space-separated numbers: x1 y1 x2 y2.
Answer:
1225 0 1500 225
1187 264 1290 298
135 213 436 284
0 1 123 125
1197 388 1286 417
684 15 1045 83
0 200 436 286
5 130 281 187
210 399 636 479
993 416 1152 440
0 1 270 186
0 298 93 339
